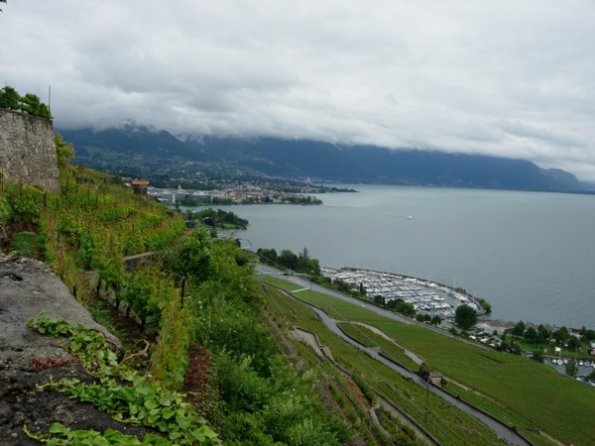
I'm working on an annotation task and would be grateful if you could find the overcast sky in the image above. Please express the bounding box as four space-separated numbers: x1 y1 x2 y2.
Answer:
1 1 595 180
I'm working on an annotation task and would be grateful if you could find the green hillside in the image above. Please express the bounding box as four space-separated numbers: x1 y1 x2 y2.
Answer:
262 276 595 446
4 134 594 446
0 136 375 445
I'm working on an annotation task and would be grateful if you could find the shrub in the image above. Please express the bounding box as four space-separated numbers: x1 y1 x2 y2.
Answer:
214 354 272 413
151 298 193 390
0 196 11 225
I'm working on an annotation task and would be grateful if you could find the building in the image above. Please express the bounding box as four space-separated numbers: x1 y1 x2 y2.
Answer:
130 179 149 195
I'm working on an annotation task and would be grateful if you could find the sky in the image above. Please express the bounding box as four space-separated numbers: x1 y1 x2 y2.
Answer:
1 1 595 180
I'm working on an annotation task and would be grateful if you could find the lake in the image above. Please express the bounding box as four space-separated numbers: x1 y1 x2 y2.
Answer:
220 185 595 328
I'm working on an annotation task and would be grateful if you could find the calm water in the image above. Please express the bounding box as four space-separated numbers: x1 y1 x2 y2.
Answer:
224 185 595 328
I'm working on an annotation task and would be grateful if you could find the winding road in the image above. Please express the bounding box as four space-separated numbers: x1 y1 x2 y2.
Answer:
259 265 532 446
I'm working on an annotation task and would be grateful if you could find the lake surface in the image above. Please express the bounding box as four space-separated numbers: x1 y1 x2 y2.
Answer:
223 185 595 328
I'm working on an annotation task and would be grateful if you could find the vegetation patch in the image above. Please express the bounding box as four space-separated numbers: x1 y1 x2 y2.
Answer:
185 208 248 230
27 315 219 445
337 322 420 371
261 282 507 446
269 276 595 446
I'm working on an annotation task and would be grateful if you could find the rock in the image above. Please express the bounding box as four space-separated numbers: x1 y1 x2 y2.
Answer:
0 254 121 352
0 255 150 444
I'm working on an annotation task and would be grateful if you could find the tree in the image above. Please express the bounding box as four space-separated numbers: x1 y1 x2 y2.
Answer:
583 329 595 341
431 315 442 326
552 326 570 344
20 93 42 115
358 282 366 296
512 321 526 337
165 228 212 283
373 295 385 306
296 247 321 276
334 279 351 294
416 314 426 322
477 297 491 313
37 103 51 119
0 86 51 118
567 336 581 350
386 298 415 317
524 326 538 342
537 324 550 343
0 86 19 109
257 248 277 265
455 304 477 331
278 249 298 271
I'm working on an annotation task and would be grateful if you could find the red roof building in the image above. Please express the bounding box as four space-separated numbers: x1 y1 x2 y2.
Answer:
130 179 149 195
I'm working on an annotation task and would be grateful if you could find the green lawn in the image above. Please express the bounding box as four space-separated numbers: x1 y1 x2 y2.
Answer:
263 275 595 446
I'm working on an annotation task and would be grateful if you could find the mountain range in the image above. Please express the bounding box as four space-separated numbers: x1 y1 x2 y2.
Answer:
60 124 589 193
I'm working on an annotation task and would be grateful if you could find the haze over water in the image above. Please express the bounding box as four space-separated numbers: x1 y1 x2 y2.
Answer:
233 185 595 328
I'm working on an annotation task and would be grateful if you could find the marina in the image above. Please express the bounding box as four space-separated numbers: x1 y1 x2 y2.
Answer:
321 266 595 385
321 266 483 319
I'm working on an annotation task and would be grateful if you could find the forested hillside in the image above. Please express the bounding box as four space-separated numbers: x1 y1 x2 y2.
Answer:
61 125 588 192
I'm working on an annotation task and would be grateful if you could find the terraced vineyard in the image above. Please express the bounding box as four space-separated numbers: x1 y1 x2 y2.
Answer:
261 282 508 446
262 275 595 446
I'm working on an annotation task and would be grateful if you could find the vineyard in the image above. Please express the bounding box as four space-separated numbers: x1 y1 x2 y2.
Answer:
0 135 363 445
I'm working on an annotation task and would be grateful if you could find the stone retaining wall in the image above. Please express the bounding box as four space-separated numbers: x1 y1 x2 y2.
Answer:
0 109 59 191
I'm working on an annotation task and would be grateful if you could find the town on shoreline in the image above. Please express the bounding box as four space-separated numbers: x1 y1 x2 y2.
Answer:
146 182 356 206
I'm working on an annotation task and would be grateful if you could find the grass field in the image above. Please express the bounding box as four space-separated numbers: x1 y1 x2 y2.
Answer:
262 275 595 446
337 322 420 371
261 282 508 446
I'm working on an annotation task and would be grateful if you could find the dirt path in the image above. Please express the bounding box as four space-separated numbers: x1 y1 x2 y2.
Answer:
289 327 325 358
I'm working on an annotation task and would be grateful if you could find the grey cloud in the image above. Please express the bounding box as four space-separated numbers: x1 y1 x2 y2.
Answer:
500 121 582 149
1 0 595 180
